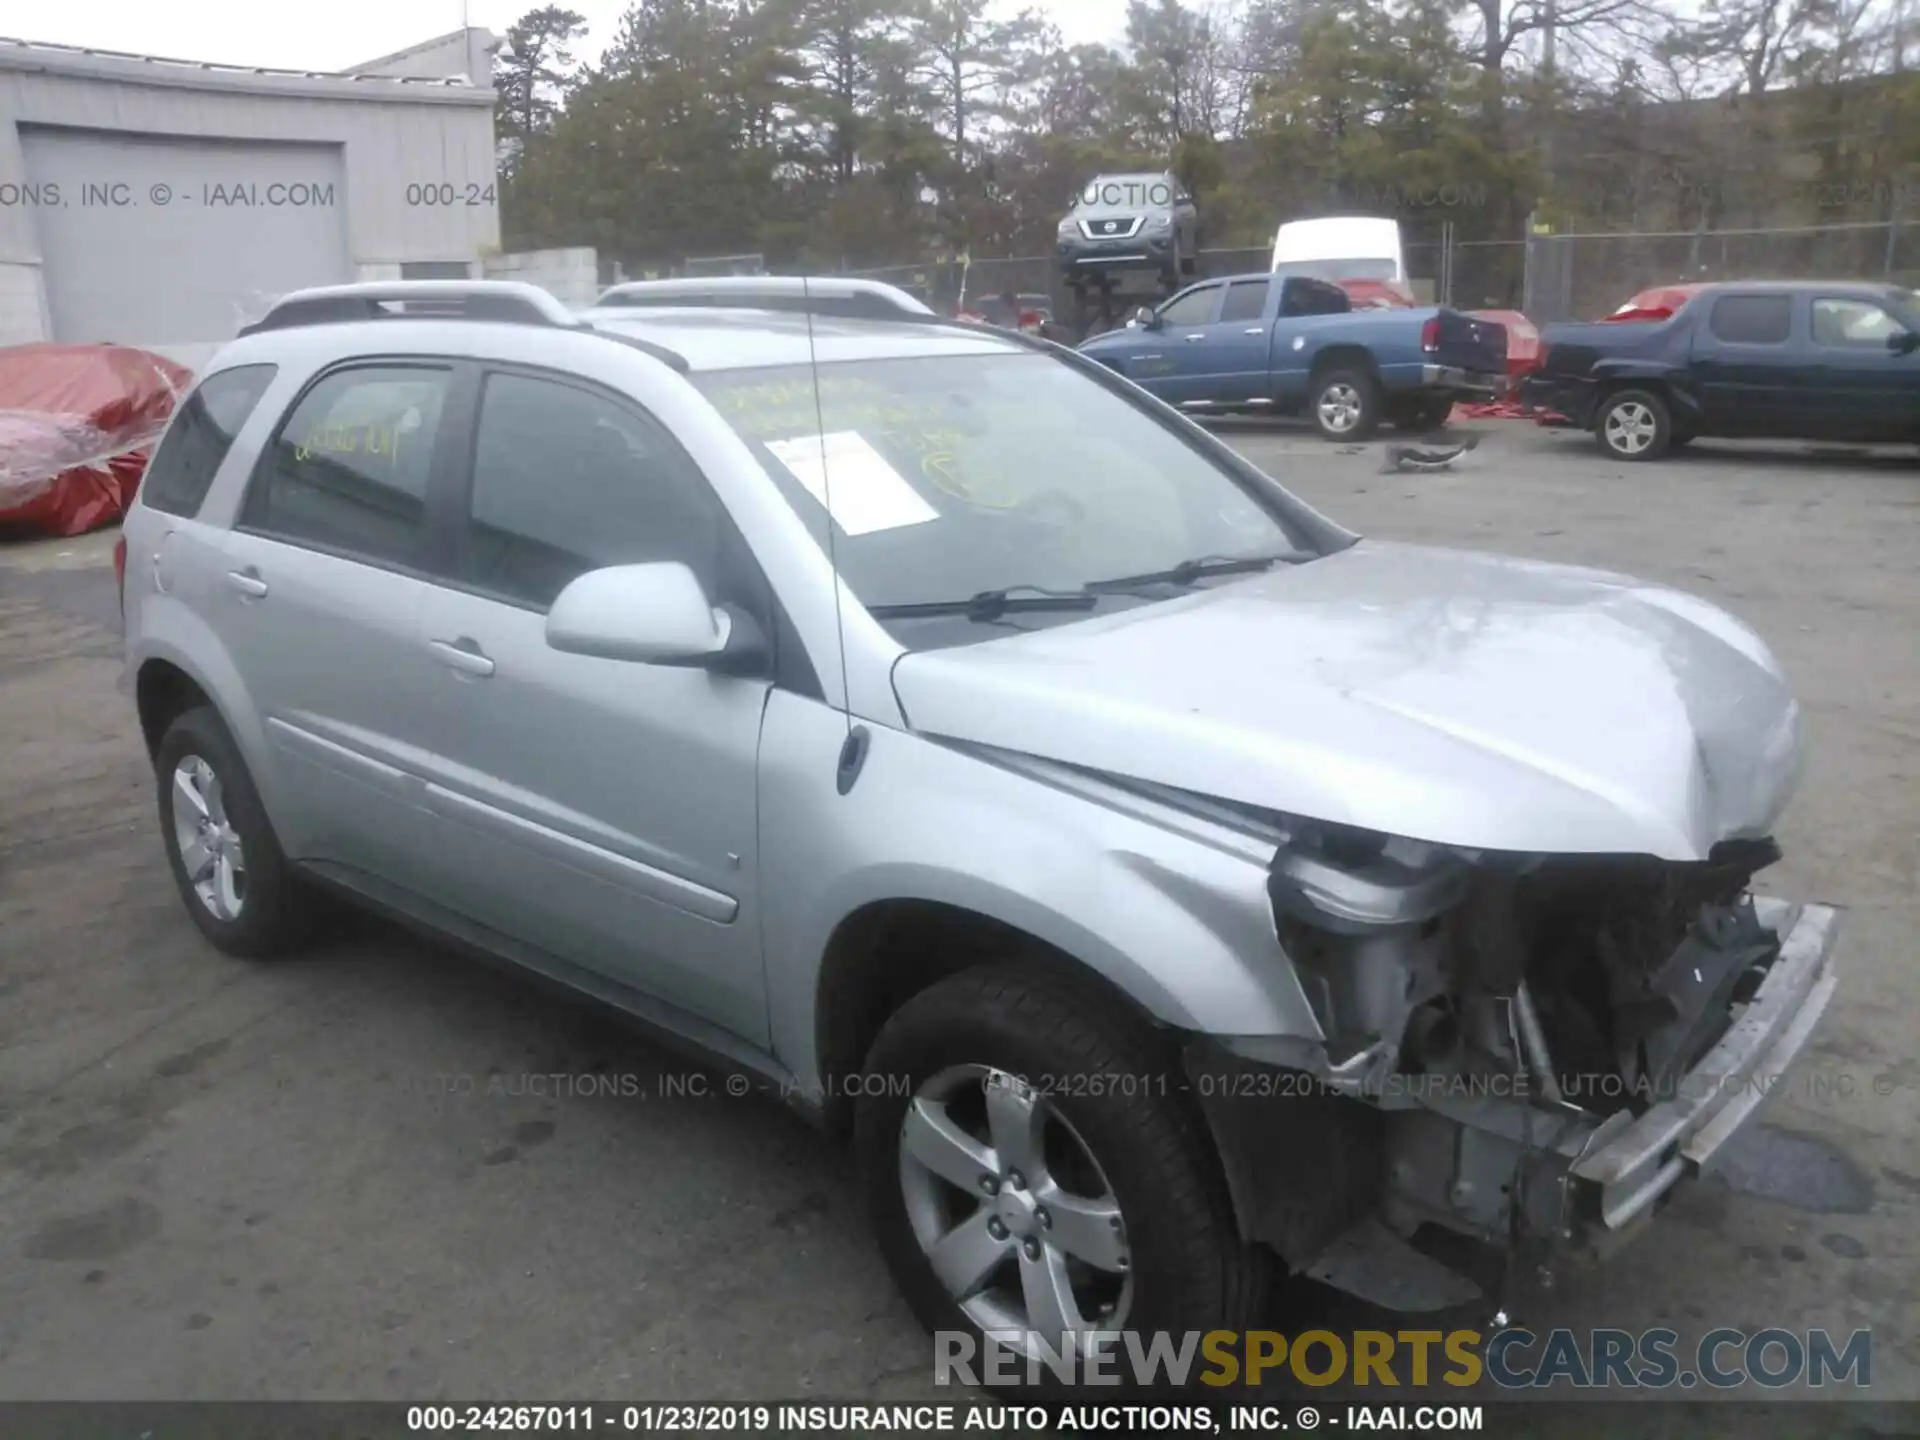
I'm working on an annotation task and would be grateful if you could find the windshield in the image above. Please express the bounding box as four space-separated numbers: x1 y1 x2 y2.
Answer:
1272 258 1397 282
1883 287 1920 326
693 352 1323 629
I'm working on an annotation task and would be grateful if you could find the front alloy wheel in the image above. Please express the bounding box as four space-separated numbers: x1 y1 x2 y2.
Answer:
899 1065 1132 1351
857 965 1265 1378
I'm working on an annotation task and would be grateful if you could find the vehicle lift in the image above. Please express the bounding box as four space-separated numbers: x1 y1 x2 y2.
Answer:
1060 265 1184 344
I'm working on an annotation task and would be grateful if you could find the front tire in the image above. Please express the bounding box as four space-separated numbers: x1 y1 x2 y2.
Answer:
1309 367 1383 440
155 706 310 958
856 966 1264 1372
1595 388 1672 461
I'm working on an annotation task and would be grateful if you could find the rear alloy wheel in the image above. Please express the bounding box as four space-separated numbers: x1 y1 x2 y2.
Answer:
1596 388 1672 461
156 706 311 957
857 966 1264 1375
1309 368 1383 440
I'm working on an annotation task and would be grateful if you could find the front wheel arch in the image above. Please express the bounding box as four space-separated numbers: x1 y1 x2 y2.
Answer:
812 899 1173 1137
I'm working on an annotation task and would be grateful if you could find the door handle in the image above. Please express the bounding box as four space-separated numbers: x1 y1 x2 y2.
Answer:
226 569 268 599
1243 328 1264 335
1183 333 1205 343
429 639 495 677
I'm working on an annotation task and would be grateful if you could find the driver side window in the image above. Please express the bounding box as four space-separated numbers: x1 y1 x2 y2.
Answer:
1158 285 1221 328
460 372 722 612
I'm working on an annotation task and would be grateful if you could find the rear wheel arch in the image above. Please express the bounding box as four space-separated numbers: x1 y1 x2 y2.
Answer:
137 658 216 761
812 899 1174 1137
1308 344 1380 384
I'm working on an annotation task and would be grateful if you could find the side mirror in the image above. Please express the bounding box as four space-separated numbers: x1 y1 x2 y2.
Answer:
1131 305 1161 330
545 562 767 675
1890 329 1920 354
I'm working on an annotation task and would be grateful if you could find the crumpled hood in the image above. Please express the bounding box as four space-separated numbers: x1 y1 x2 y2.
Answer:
889 540 1803 860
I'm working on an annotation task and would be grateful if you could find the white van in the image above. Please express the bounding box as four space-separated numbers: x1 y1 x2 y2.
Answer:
1270 216 1404 283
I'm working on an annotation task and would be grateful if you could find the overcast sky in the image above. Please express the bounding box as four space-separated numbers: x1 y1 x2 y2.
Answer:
1 0 1132 72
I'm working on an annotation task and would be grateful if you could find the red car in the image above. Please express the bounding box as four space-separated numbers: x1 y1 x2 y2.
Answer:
957 292 1052 334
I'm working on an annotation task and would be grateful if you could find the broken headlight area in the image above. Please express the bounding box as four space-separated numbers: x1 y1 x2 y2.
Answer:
1190 819 1837 1312
1258 821 1786 1115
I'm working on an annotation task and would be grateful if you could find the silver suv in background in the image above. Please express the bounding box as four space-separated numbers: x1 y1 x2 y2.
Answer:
122 280 1838 1367
1055 171 1199 296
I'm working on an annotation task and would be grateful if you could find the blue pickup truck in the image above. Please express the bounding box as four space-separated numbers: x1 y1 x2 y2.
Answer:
1077 273 1507 439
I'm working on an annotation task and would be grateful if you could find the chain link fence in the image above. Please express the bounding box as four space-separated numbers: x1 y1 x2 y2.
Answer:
1522 221 1920 323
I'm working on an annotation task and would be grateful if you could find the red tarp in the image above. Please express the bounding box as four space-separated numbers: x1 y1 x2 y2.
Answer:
1334 278 1418 309
0 343 193 539
1602 282 1709 323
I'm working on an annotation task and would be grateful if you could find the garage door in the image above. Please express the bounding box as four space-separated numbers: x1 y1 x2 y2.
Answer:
20 127 350 353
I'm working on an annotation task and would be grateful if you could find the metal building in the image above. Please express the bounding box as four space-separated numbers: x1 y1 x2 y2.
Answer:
0 30 501 368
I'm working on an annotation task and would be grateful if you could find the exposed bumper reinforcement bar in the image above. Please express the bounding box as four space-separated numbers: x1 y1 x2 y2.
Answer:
1568 897 1841 1232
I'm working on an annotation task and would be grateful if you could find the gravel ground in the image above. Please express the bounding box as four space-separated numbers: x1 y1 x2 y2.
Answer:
0 421 1914 1423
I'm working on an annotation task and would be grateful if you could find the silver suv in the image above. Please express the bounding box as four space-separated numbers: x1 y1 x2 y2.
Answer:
123 280 1838 1362
1055 171 1199 294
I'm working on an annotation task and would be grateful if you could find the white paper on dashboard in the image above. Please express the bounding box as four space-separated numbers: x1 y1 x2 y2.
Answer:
764 431 941 536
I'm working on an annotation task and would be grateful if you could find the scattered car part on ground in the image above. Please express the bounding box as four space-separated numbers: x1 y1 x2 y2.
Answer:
1522 280 1920 460
1077 273 1505 439
0 343 193 539
120 278 1837 1365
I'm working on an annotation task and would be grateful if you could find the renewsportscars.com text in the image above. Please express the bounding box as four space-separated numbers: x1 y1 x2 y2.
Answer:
936 1327 1871 1389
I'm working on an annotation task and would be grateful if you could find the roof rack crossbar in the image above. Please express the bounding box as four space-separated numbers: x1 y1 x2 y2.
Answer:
239 280 582 336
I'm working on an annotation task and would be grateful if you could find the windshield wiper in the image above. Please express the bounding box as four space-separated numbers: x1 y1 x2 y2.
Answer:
1085 550 1315 593
869 584 1099 623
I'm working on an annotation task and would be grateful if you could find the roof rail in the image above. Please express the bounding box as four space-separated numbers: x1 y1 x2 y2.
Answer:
239 280 583 335
588 275 934 320
235 280 693 373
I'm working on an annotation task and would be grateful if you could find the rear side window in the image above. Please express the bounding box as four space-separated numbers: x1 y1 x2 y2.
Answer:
140 364 277 517
460 372 721 610
1708 295 1791 345
1219 280 1270 323
239 364 452 568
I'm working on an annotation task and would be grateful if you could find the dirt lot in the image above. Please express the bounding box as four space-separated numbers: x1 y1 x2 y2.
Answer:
1 422 1916 1414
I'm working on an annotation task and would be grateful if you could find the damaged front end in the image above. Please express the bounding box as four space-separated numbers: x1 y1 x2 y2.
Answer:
1187 820 1841 1313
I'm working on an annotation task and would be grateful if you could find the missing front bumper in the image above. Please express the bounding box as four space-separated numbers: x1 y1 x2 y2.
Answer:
1188 897 1840 1310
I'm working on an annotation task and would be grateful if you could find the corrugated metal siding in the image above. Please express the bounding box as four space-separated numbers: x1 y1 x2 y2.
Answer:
0 62 499 269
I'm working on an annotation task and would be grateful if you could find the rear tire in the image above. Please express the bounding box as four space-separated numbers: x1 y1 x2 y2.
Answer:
1309 367 1383 441
1595 388 1672 461
856 965 1265 1374
155 706 311 958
